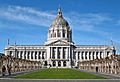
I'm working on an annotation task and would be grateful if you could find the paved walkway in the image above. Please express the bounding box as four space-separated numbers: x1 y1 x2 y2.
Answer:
79 69 120 79
0 79 120 82
0 68 120 82
0 69 42 78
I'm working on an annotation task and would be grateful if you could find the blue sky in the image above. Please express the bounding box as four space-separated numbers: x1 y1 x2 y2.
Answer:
0 0 120 53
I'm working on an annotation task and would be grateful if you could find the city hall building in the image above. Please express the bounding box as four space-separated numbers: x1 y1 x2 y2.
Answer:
4 7 116 68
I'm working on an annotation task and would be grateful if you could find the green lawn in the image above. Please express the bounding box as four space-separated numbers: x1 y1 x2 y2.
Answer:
15 68 105 79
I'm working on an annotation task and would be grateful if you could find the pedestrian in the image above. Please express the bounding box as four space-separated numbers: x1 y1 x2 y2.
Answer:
2 65 6 76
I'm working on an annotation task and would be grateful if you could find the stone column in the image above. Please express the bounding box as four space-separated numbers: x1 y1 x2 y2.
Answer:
66 47 68 59
56 30 58 37
69 47 71 67
83 51 85 61
33 51 35 60
104 50 106 58
56 61 58 67
22 51 25 59
61 61 63 67
18 51 21 59
40 51 42 59
29 51 31 60
91 51 93 60
25 51 27 59
66 30 67 38
87 51 89 60
37 51 39 61
94 51 96 59
102 52 104 58
98 51 100 59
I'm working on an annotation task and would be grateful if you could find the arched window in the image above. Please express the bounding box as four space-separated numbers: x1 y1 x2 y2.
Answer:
54 33 56 37
63 30 65 37
63 61 66 67
58 61 61 67
53 61 56 67
51 34 52 38
58 30 61 37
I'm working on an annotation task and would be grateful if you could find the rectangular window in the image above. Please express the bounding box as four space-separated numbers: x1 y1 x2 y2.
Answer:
107 51 110 56
27 51 30 59
58 48 61 59
52 48 55 59
63 48 66 59
35 51 37 59
38 51 41 59
93 52 95 60
89 52 91 60
81 52 84 59
42 52 45 59
96 52 98 59
85 52 87 59
31 51 33 59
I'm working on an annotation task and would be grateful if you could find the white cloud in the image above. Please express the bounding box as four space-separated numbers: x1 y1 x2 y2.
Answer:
65 12 112 32
0 5 112 34
0 5 56 27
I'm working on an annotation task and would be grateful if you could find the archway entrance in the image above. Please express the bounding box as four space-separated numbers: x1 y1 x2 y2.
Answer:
63 61 66 67
53 61 56 67
96 67 98 72
58 61 61 67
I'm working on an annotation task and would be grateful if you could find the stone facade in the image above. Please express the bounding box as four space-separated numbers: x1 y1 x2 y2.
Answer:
79 54 120 75
4 7 115 68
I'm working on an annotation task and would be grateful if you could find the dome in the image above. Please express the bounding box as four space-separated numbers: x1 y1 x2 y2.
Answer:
51 17 69 27
50 7 69 27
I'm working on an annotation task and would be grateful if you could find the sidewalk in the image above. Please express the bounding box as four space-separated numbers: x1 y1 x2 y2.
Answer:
0 69 42 78
79 69 120 79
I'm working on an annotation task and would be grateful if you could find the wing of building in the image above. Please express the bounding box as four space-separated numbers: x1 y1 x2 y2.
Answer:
4 7 116 68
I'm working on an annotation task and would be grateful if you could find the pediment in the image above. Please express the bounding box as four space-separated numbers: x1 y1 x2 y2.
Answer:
46 40 70 46
6 47 14 50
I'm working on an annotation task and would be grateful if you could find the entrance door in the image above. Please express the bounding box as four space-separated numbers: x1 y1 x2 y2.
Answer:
58 61 61 67
96 67 98 72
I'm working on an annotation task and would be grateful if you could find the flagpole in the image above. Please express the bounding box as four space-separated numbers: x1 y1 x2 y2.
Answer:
7 39 10 46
